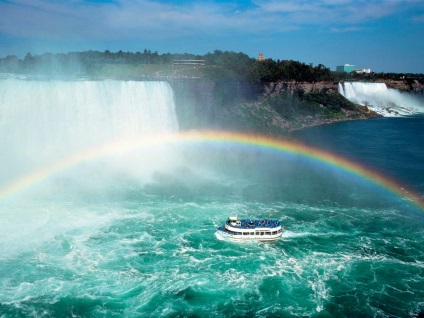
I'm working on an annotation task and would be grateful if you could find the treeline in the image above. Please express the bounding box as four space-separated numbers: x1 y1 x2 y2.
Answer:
0 49 333 83
1 49 422 84
0 49 203 75
202 51 335 84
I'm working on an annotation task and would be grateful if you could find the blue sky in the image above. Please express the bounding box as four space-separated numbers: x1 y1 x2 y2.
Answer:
0 0 423 73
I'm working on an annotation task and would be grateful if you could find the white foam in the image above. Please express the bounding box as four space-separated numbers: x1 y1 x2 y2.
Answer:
339 82 424 117
0 202 124 260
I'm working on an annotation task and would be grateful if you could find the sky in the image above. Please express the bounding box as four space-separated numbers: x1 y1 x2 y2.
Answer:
0 0 423 73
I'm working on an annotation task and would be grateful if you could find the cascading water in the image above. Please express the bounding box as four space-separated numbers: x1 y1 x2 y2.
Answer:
0 78 179 190
338 82 424 117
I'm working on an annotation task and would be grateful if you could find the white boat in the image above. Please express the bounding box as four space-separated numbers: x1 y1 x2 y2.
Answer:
216 216 283 242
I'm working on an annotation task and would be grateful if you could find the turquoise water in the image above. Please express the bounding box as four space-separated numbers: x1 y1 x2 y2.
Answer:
1 118 424 317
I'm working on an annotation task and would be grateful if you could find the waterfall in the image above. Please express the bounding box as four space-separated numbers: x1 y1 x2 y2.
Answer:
338 82 424 117
0 78 179 187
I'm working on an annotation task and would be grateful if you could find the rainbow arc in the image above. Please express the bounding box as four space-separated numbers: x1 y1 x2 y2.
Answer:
1 130 423 211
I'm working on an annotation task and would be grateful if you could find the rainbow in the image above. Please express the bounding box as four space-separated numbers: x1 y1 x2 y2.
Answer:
1 130 423 211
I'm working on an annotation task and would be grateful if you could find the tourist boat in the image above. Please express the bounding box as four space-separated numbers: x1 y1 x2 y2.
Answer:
216 216 283 242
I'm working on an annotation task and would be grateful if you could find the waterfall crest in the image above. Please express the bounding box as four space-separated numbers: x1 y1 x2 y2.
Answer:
338 82 424 117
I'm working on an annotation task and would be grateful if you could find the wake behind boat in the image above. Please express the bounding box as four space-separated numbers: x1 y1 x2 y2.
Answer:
216 216 283 242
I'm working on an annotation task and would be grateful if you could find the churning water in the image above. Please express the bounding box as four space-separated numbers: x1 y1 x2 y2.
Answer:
0 79 423 317
339 82 424 117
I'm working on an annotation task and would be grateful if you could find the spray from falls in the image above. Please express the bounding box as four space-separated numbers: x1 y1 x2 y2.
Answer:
0 78 180 194
338 82 424 117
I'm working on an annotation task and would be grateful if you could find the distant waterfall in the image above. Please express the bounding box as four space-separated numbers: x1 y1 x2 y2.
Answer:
338 82 424 117
0 79 179 182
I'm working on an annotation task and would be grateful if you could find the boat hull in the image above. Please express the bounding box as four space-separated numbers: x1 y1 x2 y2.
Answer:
216 230 282 242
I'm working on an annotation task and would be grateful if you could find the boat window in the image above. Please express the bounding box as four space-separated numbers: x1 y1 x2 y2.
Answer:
272 231 277 235
260 232 264 235
250 232 254 235
278 229 282 233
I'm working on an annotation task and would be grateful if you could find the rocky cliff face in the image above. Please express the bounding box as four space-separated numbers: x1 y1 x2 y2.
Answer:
264 81 339 96
384 79 424 93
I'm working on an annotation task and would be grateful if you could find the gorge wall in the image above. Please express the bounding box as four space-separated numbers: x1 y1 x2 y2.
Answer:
384 79 424 93
264 81 339 96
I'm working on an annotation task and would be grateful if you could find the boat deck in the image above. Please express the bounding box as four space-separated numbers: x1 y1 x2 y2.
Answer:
226 219 281 229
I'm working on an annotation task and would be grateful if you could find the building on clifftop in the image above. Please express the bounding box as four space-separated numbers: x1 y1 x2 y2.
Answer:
336 64 356 72
257 53 265 62
336 64 371 73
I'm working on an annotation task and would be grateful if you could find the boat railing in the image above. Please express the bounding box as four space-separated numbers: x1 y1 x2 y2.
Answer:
226 219 281 229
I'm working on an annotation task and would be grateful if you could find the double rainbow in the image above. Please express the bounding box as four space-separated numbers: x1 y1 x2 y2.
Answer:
1 130 423 211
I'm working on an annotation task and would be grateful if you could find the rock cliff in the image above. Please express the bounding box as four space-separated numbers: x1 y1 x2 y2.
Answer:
264 81 339 96
384 79 424 93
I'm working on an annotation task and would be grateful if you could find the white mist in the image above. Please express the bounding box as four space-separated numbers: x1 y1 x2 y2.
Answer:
338 82 424 117
0 79 180 191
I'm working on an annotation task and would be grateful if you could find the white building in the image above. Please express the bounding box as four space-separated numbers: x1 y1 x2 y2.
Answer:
355 68 371 74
